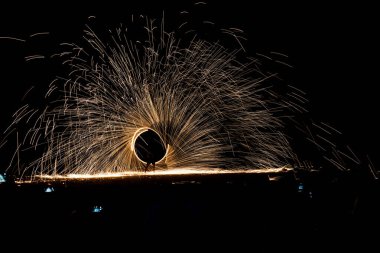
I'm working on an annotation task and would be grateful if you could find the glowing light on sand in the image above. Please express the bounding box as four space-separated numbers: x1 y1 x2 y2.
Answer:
20 167 291 182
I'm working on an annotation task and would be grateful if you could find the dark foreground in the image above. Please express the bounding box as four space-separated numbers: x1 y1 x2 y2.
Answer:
0 170 378 251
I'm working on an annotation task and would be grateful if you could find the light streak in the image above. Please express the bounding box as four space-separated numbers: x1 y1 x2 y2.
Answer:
15 167 291 183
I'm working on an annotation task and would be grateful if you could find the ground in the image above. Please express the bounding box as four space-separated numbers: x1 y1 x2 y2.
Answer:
0 169 378 251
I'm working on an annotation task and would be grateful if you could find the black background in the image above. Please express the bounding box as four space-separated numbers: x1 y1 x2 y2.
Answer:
0 1 379 250
1 0 378 165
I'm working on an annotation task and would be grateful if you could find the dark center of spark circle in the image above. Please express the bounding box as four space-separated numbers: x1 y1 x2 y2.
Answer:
134 129 166 164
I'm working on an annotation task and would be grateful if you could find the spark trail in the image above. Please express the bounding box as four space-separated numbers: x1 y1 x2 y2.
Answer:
2 14 365 180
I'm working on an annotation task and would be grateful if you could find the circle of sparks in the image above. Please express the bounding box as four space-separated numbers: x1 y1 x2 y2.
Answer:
131 127 167 165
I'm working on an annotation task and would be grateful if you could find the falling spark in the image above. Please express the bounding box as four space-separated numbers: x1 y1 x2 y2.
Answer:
0 36 26 42
25 55 45 62
29 32 50 38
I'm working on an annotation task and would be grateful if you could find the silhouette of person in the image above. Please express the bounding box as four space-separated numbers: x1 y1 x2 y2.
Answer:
144 151 156 172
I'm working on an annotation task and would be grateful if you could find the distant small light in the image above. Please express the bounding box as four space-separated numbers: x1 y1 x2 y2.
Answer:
44 187 54 193
298 183 304 192
92 206 103 213
0 174 5 183
309 191 313 199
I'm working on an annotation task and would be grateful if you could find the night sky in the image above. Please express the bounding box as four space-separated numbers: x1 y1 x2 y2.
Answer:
1 0 379 166
0 1 379 250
